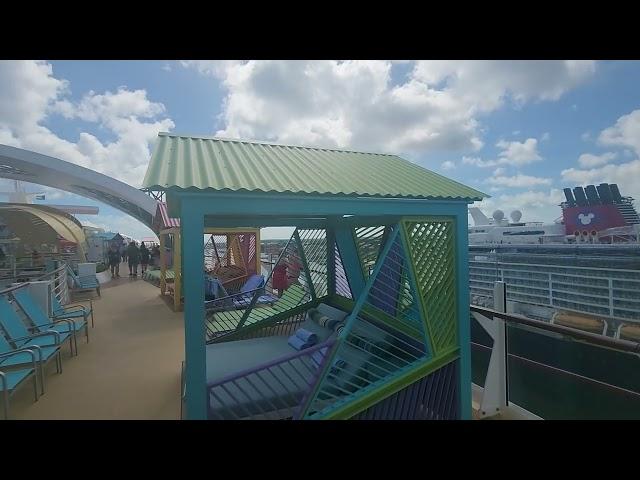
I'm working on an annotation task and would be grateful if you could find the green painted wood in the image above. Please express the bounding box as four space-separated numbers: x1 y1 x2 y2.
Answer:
144 133 485 201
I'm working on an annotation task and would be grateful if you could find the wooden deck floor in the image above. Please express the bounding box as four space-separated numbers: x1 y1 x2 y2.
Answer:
9 274 184 420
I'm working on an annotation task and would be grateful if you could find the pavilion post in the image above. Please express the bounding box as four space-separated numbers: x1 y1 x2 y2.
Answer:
326 225 336 297
454 205 472 419
181 200 206 420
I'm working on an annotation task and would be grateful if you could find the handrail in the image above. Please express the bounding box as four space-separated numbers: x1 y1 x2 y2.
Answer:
470 305 640 354
0 282 30 295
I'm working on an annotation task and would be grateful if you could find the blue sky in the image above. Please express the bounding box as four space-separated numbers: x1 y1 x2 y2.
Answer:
1 60 639 240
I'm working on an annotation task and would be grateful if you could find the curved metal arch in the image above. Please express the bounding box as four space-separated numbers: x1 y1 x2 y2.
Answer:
0 144 157 228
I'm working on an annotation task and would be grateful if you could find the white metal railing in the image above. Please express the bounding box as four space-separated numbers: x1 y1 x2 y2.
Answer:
34 262 70 305
471 281 640 420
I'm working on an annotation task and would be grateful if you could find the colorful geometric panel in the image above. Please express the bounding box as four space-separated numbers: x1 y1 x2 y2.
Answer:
334 242 353 300
297 229 328 298
402 219 457 354
350 359 459 420
301 228 432 419
354 225 388 280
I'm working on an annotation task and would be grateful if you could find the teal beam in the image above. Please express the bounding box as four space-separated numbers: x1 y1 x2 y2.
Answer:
204 217 329 229
334 226 365 299
454 205 472 420
181 200 207 420
326 226 336 296
171 191 472 218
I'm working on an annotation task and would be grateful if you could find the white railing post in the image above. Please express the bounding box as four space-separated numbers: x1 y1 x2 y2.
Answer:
473 281 508 418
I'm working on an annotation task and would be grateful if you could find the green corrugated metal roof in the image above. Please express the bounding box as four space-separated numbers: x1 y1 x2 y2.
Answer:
142 133 485 201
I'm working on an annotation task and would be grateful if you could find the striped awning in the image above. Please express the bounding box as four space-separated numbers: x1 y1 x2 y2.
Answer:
156 201 180 231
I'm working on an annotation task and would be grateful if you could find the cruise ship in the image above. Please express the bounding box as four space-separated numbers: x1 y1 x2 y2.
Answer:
469 183 640 339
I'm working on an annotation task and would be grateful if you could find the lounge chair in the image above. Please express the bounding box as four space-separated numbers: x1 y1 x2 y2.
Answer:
0 295 69 364
67 265 100 297
1 366 38 420
1 335 42 399
206 284 308 336
51 294 94 328
11 288 88 356
205 274 278 311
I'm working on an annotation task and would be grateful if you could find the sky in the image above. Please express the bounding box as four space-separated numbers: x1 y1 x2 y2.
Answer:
1 60 640 240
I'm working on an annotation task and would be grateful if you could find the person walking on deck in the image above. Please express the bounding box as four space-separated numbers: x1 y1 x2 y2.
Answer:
108 245 121 278
127 241 140 277
120 243 127 263
140 243 150 275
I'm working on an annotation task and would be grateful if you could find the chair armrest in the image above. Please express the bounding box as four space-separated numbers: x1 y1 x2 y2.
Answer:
27 318 75 331
0 348 39 373
11 330 62 345
0 348 37 362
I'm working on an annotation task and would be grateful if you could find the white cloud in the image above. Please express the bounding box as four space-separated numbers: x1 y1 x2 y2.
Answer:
461 136 544 168
493 167 506 176
472 188 565 223
182 60 595 158
577 152 616 168
541 132 550 142
441 160 456 170
495 138 542 166
598 109 640 156
561 109 640 202
561 160 640 201
462 156 498 168
0 61 174 187
486 174 552 188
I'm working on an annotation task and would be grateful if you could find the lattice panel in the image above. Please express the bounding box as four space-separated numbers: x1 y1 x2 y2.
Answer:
302 229 431 419
297 229 328 298
206 229 313 341
335 243 353 299
350 359 459 420
354 226 387 280
403 220 457 354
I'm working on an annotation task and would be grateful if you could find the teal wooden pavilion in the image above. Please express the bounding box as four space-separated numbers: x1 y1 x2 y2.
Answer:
143 132 485 420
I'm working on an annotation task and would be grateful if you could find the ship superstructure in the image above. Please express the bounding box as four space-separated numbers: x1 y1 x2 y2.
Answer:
469 184 640 338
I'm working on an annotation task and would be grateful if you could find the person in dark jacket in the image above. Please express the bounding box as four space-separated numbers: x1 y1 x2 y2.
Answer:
139 243 150 275
108 245 121 278
127 241 141 277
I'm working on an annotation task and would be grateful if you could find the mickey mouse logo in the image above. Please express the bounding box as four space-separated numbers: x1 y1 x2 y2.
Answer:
578 212 595 225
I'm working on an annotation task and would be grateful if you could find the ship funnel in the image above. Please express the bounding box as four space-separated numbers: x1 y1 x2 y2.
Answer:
585 184 601 205
573 186 588 206
610 183 623 203
510 210 522 223
597 183 613 204
563 188 576 206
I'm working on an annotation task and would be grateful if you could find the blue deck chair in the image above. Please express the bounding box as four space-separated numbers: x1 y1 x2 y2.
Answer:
1 335 42 398
1 367 38 420
51 294 94 329
67 265 100 297
0 295 68 369
0 307 61 396
11 288 87 356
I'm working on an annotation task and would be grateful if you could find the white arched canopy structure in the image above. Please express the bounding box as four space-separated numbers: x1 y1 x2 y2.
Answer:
0 144 157 228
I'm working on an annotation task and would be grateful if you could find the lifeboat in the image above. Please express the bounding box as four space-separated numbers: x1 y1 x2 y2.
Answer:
551 311 608 335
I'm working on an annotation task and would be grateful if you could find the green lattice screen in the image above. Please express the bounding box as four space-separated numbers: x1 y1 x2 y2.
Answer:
402 219 457 354
353 226 388 280
297 228 328 298
301 228 431 419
